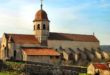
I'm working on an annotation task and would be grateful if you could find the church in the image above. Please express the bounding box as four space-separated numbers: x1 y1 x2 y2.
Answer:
0 2 109 65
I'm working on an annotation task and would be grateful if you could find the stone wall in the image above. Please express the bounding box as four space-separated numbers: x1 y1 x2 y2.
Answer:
48 40 99 51
0 34 7 59
25 55 60 65
0 61 87 75
100 70 110 75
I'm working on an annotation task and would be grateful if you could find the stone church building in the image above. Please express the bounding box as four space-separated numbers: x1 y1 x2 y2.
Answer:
0 2 109 65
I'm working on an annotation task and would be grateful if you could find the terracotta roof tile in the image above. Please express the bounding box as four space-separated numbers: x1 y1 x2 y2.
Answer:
93 63 109 70
49 32 99 42
23 48 60 56
33 9 49 22
6 33 40 44
5 32 99 44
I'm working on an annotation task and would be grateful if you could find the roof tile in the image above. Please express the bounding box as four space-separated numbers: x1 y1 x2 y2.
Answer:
23 48 60 56
5 32 99 44
49 32 99 42
93 63 109 70
6 34 40 44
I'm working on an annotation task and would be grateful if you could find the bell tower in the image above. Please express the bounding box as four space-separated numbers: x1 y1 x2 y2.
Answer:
33 0 50 46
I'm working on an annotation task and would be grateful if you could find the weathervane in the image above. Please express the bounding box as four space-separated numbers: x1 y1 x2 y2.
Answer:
41 0 43 9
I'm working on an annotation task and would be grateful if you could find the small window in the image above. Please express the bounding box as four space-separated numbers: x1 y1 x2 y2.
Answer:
37 24 40 30
50 56 53 59
56 56 59 59
14 50 16 59
43 24 46 30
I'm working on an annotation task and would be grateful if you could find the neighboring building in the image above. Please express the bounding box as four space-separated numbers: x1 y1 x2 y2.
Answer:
22 48 60 64
107 62 110 69
0 2 109 65
87 63 110 75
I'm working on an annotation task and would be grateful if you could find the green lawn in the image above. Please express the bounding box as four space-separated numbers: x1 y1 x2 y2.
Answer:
79 73 92 75
0 72 9 75
0 72 13 75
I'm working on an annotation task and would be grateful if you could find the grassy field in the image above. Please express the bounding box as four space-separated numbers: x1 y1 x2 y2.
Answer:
79 73 92 75
0 72 14 75
0 72 9 75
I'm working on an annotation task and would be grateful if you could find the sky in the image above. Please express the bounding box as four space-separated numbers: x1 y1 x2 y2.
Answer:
0 0 110 45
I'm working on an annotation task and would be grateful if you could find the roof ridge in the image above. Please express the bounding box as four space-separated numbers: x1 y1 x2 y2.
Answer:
50 32 93 36
5 33 34 36
5 32 94 36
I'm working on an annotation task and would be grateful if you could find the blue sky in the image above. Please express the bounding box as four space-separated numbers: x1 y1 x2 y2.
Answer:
0 0 110 45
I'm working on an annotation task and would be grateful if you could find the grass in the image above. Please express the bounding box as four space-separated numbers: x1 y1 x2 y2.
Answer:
5 61 25 64
64 65 87 68
0 72 13 75
0 72 8 75
79 73 92 75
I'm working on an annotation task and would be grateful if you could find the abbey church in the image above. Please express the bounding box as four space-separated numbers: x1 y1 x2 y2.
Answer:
0 2 109 65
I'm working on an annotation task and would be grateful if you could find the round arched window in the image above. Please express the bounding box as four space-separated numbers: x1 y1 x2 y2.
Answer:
43 24 46 30
37 24 40 30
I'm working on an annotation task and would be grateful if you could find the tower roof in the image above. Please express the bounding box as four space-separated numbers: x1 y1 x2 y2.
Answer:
33 9 49 22
33 0 49 22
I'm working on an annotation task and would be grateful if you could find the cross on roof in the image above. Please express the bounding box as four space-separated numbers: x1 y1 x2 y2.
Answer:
41 0 43 4
41 0 43 9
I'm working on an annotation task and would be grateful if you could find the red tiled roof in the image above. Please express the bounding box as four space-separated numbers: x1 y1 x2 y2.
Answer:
23 48 60 56
49 32 99 42
5 32 99 44
6 33 40 44
93 63 109 70
33 9 49 22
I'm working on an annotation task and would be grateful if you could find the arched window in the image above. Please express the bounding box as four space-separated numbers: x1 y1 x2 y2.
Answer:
37 24 40 30
14 50 16 59
43 24 46 30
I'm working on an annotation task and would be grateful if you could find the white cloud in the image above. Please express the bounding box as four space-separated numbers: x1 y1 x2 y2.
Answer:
0 0 40 37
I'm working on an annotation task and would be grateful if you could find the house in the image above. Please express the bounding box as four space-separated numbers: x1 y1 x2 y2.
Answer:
107 62 110 68
87 63 110 75
22 48 60 64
